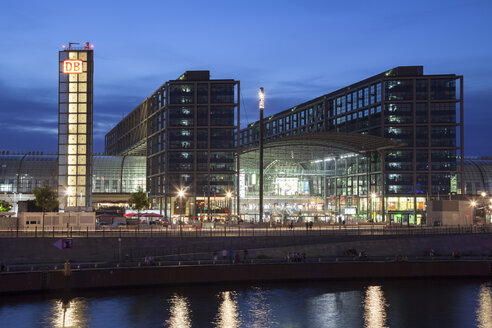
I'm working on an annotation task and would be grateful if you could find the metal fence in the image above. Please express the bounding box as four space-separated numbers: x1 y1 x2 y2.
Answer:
0 224 490 238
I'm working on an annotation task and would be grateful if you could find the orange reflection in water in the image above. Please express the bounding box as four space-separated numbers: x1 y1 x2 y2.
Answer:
51 298 88 328
214 291 241 328
476 283 492 328
166 294 192 328
363 286 388 328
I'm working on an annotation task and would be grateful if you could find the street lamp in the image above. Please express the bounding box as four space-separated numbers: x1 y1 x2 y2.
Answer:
370 192 376 223
226 191 232 222
480 192 488 225
259 87 264 223
177 189 184 224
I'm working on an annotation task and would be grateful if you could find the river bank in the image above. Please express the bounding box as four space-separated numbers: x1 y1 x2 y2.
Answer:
1 260 491 295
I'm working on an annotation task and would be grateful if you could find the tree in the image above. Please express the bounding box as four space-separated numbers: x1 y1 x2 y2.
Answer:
32 183 59 230
0 201 11 212
32 184 59 213
128 187 148 215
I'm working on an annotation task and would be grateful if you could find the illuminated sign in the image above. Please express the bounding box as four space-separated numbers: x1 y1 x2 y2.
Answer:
63 60 83 74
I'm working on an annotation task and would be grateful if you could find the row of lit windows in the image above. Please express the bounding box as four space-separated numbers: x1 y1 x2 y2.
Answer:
67 134 87 144
60 73 88 82
60 93 88 103
67 165 86 175
67 176 86 186
68 52 88 61
67 145 87 154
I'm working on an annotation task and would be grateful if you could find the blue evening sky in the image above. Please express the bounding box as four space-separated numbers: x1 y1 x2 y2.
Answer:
0 0 491 155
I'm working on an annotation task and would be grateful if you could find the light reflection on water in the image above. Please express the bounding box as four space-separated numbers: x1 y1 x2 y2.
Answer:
0 279 490 327
363 286 388 328
214 291 240 328
49 298 88 328
476 283 492 328
165 294 191 328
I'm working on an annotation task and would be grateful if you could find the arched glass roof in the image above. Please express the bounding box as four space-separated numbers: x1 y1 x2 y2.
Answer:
240 132 402 168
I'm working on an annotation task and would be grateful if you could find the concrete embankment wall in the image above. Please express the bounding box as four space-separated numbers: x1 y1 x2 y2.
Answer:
1 261 491 294
0 234 491 265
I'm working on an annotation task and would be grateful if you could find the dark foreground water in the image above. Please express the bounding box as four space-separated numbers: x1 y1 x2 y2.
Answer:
0 279 490 328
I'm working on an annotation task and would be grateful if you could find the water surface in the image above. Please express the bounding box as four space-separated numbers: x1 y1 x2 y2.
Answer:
0 279 490 327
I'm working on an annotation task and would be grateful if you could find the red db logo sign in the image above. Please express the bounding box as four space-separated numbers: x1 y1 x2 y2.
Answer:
63 60 83 74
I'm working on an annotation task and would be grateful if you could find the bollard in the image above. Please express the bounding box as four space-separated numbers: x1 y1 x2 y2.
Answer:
77 265 80 269
198 260 200 265
178 261 181 266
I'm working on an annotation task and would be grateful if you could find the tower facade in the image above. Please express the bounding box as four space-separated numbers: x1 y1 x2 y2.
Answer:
58 42 94 210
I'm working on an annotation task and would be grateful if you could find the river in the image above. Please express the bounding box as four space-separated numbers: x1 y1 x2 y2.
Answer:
0 278 490 327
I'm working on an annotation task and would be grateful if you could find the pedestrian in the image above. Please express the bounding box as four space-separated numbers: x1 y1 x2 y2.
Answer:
309 221 313 229
222 249 227 260
243 249 248 260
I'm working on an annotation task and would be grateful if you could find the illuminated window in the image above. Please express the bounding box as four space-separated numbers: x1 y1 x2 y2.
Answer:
69 52 77 59
68 145 77 154
77 187 85 194
79 125 86 133
69 93 77 102
69 74 77 82
77 166 86 175
69 124 77 133
68 155 77 165
78 155 86 164
78 145 86 153
68 166 76 175
69 104 77 113
78 114 86 123
68 176 76 186
79 52 87 61
78 104 87 113
78 93 87 103
68 114 78 123
82 62 87 72
78 83 87 92
79 73 87 82
69 83 77 92
68 135 77 144
78 135 86 144
77 176 86 185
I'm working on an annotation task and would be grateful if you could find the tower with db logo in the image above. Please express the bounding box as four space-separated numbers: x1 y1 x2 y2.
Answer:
58 42 94 211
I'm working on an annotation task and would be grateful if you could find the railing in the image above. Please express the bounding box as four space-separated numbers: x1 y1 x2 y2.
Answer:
2 254 491 275
0 224 490 238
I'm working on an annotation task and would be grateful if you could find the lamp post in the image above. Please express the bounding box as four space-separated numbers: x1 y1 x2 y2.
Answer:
259 87 264 223
226 191 232 222
177 190 185 227
370 192 376 223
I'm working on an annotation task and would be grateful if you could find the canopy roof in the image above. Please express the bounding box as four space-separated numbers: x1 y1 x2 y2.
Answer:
239 132 403 168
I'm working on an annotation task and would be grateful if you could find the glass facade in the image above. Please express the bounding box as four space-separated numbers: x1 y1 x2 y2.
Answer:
238 139 385 223
58 46 93 209
238 66 463 224
0 155 145 195
135 71 240 220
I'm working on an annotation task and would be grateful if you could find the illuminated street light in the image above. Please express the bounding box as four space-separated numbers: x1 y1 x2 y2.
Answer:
226 192 232 222
259 87 264 223
178 190 185 198
471 201 477 207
